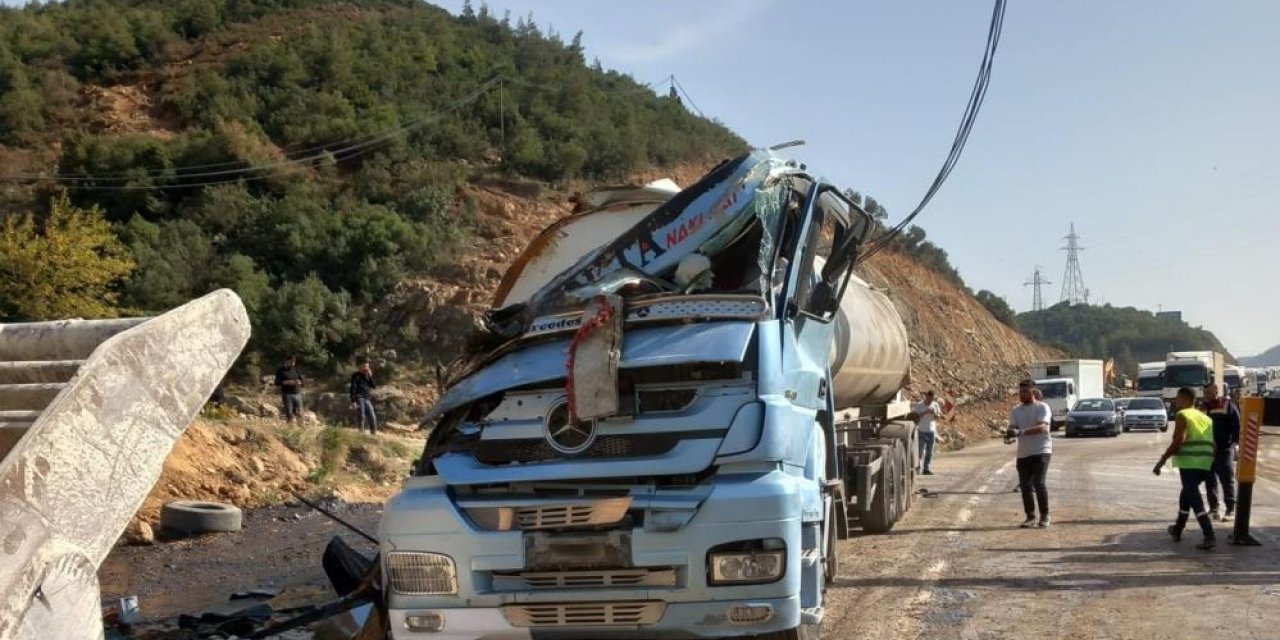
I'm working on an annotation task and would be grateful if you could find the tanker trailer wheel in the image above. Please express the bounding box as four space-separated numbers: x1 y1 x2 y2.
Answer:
161 500 243 535
892 440 910 520
879 421 916 513
861 447 898 534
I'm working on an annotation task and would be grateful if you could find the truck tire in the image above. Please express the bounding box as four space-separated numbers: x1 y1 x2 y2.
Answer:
861 448 898 534
879 422 916 513
160 500 242 535
825 500 839 586
892 441 910 520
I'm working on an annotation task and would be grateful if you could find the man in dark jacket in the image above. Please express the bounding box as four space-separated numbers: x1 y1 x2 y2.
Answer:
274 356 305 423
349 359 378 434
1201 382 1240 520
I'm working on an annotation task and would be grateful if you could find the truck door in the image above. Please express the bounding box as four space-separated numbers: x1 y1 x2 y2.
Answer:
779 185 854 475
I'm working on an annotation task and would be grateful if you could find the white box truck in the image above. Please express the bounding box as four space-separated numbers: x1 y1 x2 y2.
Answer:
1030 359 1106 430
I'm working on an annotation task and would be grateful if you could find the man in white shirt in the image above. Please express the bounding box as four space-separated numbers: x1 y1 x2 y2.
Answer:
913 391 942 475
1007 379 1053 528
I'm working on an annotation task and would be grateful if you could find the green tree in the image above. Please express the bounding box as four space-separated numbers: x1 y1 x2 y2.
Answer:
0 195 135 320
256 275 364 371
975 290 1017 328
117 216 216 312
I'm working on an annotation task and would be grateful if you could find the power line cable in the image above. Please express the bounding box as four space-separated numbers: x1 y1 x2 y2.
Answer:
857 0 1006 265
32 77 505 191
670 75 706 119
3 73 681 186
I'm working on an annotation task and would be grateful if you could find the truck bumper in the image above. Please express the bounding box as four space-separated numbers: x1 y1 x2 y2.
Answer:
382 471 812 640
389 596 801 640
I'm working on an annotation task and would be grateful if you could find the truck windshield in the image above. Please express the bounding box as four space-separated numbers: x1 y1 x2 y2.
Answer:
1225 374 1241 389
1038 382 1068 398
1165 364 1209 387
1136 376 1163 391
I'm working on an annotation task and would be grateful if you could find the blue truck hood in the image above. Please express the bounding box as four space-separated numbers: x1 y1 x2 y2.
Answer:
422 320 756 425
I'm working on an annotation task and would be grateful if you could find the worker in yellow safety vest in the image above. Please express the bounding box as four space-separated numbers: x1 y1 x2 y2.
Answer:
1153 386 1217 550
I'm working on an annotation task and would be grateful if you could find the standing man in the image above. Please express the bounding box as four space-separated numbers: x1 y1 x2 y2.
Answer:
913 391 942 475
1007 379 1053 528
349 359 378 435
274 356 305 423
1153 387 1216 549
1201 383 1241 520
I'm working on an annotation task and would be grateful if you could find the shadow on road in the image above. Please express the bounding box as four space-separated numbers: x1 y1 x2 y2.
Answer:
870 518 1168 538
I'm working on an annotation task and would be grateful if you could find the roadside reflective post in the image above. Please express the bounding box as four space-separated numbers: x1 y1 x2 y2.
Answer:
1230 397 1280 546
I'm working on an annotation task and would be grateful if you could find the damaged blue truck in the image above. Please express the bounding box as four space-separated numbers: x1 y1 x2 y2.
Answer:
379 149 918 639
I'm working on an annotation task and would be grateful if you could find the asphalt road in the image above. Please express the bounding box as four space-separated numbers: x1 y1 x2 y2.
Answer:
824 427 1280 640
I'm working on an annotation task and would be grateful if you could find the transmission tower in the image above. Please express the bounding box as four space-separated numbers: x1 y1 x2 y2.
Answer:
1059 223 1089 305
1024 266 1052 311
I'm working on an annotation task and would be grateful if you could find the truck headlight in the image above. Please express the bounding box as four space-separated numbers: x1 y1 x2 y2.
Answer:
387 552 458 595
707 539 785 585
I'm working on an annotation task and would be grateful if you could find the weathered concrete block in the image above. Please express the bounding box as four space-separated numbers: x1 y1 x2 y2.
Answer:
0 290 250 640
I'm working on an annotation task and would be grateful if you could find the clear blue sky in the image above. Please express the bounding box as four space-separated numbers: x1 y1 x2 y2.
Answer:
435 0 1280 357
6 0 1277 356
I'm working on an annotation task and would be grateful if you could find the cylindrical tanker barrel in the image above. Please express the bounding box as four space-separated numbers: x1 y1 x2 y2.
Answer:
829 275 911 408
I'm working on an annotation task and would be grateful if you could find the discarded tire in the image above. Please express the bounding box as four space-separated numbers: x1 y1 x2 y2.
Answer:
160 500 243 534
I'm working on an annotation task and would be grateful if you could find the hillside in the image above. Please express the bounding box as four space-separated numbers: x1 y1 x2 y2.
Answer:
0 0 745 374
1018 302 1233 376
1241 344 1280 367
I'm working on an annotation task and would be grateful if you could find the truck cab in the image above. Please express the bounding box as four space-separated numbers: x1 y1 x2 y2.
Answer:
1162 351 1224 416
379 150 913 640
1034 377 1076 429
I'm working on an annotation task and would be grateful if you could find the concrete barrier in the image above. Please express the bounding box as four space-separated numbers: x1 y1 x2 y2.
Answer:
0 290 250 640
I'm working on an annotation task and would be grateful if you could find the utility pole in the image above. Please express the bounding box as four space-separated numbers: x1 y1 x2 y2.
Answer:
1024 266 1052 312
1059 223 1088 305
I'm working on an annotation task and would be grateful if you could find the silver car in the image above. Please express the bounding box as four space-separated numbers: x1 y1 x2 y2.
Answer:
1121 397 1169 432
1064 398 1121 437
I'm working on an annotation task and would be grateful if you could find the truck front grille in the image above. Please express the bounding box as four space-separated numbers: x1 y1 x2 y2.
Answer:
503 601 665 627
492 568 677 591
475 434 681 465
517 504 594 529
464 497 631 531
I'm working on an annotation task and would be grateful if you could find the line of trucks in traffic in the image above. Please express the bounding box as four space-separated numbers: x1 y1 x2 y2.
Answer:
1030 352 1275 431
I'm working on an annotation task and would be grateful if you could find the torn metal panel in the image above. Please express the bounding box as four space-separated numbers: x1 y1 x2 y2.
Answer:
489 150 798 337
421 321 756 425
567 295 623 422
0 290 250 640
494 180 680 309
